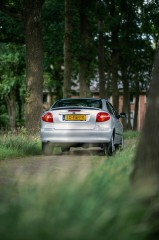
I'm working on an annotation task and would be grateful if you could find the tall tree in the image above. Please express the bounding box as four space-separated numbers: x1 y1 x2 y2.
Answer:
63 0 72 98
25 0 44 133
119 0 134 129
97 1 107 98
79 0 91 97
109 0 120 112
1 0 44 133
133 75 140 131
42 0 64 101
131 48 159 185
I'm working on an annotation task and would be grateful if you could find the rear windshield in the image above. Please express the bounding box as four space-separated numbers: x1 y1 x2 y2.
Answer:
52 99 102 109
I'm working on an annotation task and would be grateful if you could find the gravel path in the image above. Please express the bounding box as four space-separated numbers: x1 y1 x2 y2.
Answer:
0 148 106 186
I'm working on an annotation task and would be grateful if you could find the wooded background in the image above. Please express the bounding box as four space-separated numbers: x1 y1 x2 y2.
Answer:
0 0 158 133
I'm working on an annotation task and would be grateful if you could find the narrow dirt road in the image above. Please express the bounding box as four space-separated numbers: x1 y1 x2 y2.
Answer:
0 148 106 185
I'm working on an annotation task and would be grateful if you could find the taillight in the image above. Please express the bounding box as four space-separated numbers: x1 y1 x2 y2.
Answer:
96 112 110 122
42 112 53 122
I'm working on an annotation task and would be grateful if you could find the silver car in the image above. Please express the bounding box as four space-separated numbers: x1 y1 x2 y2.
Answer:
41 98 126 156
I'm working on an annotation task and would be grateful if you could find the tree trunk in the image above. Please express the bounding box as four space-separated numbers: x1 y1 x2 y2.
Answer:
24 0 44 134
119 0 133 126
133 77 139 131
110 1 120 112
54 63 63 100
63 0 72 98
98 18 107 99
79 61 89 97
79 0 89 98
5 89 16 131
111 50 119 112
131 49 159 185
121 65 131 130
16 85 23 127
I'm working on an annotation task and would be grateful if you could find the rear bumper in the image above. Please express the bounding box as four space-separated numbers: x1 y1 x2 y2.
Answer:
41 128 112 143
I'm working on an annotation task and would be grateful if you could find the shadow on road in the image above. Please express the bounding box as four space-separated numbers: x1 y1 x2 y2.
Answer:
52 147 104 156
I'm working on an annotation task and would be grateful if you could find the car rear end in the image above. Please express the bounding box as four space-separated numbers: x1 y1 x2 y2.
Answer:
41 106 114 145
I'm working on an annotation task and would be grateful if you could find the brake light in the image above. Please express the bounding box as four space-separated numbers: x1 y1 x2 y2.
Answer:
68 110 81 112
42 112 53 122
96 112 110 122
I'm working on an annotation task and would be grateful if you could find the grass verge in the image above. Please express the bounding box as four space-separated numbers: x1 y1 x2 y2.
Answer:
0 131 157 239
0 133 41 160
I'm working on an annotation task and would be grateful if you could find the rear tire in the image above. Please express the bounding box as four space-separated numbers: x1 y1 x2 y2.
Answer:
116 136 124 151
42 142 53 156
103 136 115 156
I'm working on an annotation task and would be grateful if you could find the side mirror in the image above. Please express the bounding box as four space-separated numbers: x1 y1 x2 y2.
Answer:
116 112 127 119
120 112 127 118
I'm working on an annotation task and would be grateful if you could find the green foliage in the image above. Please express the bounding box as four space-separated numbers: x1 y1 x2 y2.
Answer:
0 10 24 44
0 43 25 96
141 0 159 47
0 43 26 128
0 131 41 159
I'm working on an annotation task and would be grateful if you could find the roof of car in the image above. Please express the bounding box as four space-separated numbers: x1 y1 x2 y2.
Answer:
58 98 104 101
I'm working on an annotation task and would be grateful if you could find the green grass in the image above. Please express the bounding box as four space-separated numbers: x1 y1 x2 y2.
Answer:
124 130 140 140
0 131 158 239
0 132 41 160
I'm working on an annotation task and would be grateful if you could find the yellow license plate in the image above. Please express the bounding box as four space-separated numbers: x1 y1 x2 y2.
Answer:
64 114 86 121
